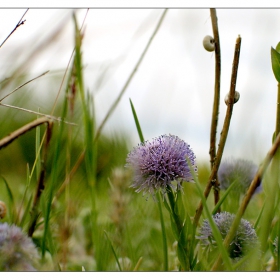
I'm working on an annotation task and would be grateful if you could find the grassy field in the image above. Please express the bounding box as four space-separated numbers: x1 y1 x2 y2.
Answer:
0 9 280 272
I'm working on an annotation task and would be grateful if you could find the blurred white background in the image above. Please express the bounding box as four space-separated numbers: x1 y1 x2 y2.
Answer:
0 8 278 165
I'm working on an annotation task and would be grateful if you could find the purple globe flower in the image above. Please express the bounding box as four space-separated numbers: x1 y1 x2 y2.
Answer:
0 223 39 271
198 212 258 260
218 158 262 194
126 134 197 195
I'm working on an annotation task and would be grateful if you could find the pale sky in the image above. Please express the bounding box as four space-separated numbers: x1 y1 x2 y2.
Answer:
0 8 279 165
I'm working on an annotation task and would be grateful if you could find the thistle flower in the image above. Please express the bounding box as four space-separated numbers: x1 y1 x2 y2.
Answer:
218 158 262 194
198 212 258 260
126 134 197 195
0 223 39 271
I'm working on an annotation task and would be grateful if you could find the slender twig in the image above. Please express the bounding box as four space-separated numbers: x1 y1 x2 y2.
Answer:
0 117 52 149
211 131 280 271
0 70 76 125
193 35 242 228
94 9 168 142
0 9 29 49
133 257 143 271
0 71 49 102
0 103 76 125
209 8 222 206
209 8 221 167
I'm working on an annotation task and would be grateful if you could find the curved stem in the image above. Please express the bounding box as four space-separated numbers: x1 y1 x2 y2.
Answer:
0 117 52 150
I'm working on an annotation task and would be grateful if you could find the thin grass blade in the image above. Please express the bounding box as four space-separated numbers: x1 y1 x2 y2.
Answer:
104 230 122 271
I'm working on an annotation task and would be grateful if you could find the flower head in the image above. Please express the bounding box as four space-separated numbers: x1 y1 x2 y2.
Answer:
218 158 262 194
198 212 258 260
0 223 39 271
126 134 197 195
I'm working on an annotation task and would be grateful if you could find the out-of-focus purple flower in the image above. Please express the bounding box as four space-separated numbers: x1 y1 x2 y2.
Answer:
0 223 39 271
126 134 197 195
273 237 279 256
198 212 258 260
218 158 262 194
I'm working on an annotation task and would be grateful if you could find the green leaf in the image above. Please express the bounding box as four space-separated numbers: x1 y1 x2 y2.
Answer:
276 42 280 53
19 195 33 228
179 213 192 247
271 46 280 83
212 181 236 215
254 203 265 230
129 99 144 143
104 231 122 272
174 190 186 221
177 241 188 271
0 175 15 222
169 212 179 240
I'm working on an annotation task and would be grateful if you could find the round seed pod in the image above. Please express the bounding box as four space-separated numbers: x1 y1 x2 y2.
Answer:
203 35 215 52
224 91 240 105
0 201 7 219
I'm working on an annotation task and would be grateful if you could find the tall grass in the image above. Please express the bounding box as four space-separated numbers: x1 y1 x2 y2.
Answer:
0 9 280 272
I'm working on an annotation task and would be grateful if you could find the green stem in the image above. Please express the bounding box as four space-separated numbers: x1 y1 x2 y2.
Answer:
166 187 183 236
156 192 169 271
166 186 189 271
129 98 168 271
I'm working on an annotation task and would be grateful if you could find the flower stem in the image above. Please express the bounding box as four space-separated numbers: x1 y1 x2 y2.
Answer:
166 188 183 234
165 186 189 271
156 192 169 271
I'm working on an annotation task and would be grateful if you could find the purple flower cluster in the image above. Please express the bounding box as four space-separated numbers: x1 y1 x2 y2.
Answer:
126 134 197 195
198 212 258 260
218 158 261 194
0 223 39 271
